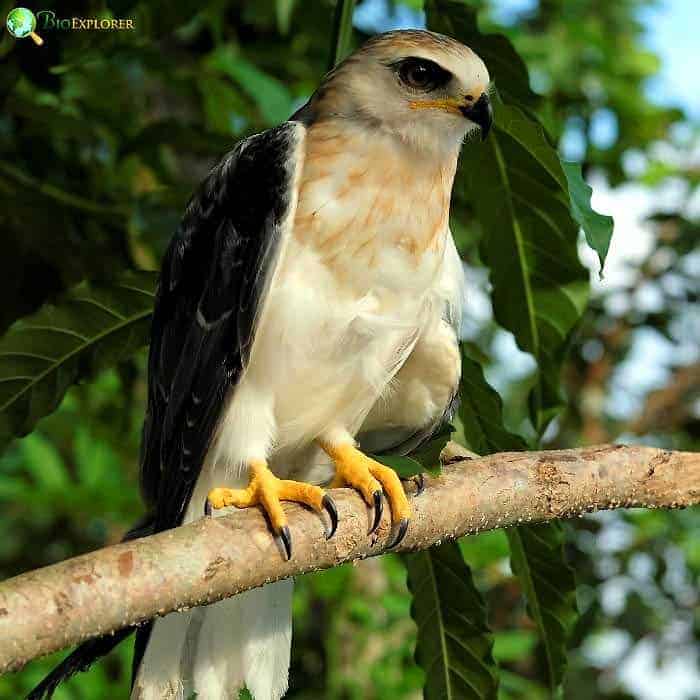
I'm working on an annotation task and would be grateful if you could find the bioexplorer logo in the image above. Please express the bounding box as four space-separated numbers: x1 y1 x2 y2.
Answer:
6 8 43 45
5 7 134 45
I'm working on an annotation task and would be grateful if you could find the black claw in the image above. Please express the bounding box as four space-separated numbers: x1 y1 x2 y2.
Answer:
322 494 338 539
388 518 410 549
369 490 383 535
204 498 213 517
414 473 425 496
279 525 292 560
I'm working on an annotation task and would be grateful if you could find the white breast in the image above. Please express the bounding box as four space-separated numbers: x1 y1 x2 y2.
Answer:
207 119 462 482
291 119 456 293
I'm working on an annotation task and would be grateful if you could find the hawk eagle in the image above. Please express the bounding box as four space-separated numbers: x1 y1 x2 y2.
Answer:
30 28 492 700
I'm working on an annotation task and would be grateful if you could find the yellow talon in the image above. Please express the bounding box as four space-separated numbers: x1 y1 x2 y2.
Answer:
319 441 411 546
206 459 338 559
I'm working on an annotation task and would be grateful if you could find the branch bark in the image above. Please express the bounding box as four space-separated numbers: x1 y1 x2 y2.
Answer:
1 444 698 675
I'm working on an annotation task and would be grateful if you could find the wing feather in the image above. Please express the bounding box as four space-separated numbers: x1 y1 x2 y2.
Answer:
140 122 305 531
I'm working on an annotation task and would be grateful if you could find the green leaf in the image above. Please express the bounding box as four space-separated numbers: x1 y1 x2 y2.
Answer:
506 525 577 694
0 160 132 335
374 453 425 479
198 74 250 135
464 97 590 431
0 160 127 219
0 271 156 451
459 350 527 455
458 347 577 693
562 162 614 273
0 476 30 502
411 423 455 472
329 0 357 68
494 105 567 190
205 46 294 126
276 0 296 34
373 423 454 477
498 671 548 700
492 630 537 663
404 542 499 700
459 530 510 569
19 432 69 491
75 426 118 490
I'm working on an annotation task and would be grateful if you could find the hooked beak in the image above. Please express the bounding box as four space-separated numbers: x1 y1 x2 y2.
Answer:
460 93 493 140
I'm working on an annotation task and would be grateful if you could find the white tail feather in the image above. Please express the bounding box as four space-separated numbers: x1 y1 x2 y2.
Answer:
132 580 293 700
240 581 293 700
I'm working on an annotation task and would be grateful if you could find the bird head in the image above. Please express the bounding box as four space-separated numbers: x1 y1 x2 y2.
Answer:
312 30 492 155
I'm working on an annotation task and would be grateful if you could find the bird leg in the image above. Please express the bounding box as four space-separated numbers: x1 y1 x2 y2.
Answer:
205 459 338 560
319 440 411 548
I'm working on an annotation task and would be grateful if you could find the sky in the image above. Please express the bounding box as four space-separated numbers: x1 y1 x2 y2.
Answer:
641 0 700 119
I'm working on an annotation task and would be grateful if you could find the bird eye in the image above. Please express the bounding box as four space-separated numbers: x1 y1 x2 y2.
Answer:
396 58 452 92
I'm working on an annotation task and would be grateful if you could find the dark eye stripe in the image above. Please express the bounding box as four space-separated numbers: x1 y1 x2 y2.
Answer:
392 57 453 92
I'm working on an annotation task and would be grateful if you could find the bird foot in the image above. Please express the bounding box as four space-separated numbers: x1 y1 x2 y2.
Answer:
319 441 411 548
205 459 337 560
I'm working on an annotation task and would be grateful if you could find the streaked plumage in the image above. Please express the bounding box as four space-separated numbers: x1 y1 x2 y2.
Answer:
29 29 491 700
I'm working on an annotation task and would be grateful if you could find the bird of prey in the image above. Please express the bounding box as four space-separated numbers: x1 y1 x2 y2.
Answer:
29 28 491 700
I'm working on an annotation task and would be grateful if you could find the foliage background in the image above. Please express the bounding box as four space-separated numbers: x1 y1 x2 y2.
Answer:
0 0 698 698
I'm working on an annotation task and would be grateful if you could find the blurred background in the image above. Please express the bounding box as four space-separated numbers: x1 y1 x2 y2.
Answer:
0 0 698 698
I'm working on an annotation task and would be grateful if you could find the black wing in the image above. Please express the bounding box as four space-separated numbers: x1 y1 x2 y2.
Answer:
141 121 304 532
26 122 305 700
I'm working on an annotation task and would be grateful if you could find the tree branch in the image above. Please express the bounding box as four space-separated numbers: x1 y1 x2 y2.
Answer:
1 444 698 675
